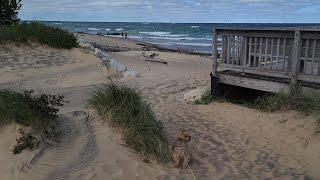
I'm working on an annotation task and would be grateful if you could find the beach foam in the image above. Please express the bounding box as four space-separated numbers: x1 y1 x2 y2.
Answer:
191 26 200 28
115 28 124 31
88 28 100 31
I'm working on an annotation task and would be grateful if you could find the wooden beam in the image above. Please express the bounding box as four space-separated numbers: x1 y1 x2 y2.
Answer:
218 73 290 93
212 29 218 76
304 39 309 74
291 30 302 86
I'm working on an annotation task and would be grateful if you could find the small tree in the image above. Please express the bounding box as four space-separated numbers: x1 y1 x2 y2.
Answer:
0 0 22 25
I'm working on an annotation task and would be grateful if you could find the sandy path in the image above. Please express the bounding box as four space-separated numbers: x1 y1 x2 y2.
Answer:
0 44 172 180
112 50 319 179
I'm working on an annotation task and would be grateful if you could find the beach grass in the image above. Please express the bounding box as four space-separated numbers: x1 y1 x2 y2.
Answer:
0 89 66 139
194 89 215 105
89 82 169 162
0 22 78 49
254 92 320 133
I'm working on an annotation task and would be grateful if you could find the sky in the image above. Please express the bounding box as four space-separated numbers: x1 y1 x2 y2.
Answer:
20 0 320 23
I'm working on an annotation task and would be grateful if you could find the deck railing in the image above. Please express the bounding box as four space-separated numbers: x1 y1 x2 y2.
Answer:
212 28 320 85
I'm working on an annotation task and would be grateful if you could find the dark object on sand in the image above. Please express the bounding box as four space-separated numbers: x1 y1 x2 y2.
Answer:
125 32 128 39
171 129 192 168
142 52 168 64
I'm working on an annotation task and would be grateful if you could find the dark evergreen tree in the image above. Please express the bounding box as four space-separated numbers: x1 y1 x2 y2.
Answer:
0 0 22 25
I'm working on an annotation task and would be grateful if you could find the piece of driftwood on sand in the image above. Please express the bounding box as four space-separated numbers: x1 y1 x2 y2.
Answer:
143 52 168 64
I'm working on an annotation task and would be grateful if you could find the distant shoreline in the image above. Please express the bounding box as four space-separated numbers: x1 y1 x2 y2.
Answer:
77 32 213 57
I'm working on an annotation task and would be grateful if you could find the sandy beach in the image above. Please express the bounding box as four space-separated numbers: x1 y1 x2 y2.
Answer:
0 35 319 179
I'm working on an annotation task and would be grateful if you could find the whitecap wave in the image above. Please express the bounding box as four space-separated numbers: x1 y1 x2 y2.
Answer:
139 31 171 36
115 28 124 31
129 36 142 39
172 42 211 47
191 26 200 28
88 28 99 31
148 36 207 41
105 28 111 31
139 31 189 38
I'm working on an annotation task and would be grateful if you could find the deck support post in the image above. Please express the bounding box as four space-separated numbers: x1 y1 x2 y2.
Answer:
211 29 221 96
290 30 302 93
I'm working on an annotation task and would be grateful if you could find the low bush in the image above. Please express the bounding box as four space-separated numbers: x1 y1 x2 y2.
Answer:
90 82 169 162
0 22 78 49
0 89 66 153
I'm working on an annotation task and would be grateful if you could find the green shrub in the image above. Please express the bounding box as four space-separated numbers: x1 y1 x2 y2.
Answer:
90 82 169 162
195 89 214 105
0 89 66 138
0 22 78 49
13 129 38 154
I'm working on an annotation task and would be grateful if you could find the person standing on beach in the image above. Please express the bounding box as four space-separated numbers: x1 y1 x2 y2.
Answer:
125 32 128 39
121 32 124 37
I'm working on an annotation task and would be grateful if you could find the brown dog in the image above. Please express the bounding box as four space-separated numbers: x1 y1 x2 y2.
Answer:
171 129 191 168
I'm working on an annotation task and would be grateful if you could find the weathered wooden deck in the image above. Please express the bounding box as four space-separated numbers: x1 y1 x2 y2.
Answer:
211 27 320 95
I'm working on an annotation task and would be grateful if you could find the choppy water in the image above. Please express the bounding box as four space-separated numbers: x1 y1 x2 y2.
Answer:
45 21 319 53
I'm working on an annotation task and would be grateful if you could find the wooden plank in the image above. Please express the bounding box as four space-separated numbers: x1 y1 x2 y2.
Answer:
291 30 302 86
276 38 280 70
298 74 320 84
236 36 240 65
259 37 263 68
265 38 269 68
231 36 235 64
283 38 287 71
222 35 228 63
227 36 231 64
311 39 317 74
304 39 309 74
212 30 218 76
218 73 290 93
254 37 258 67
248 37 252 67
219 63 290 79
243 36 248 67
270 38 274 69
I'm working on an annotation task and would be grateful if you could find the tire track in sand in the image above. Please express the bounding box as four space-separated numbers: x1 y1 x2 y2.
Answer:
18 110 98 180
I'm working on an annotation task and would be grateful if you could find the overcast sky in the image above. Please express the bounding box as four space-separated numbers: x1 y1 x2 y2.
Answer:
20 0 320 23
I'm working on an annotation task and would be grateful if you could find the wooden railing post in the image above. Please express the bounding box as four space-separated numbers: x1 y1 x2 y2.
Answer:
212 29 218 77
211 29 221 97
290 30 302 87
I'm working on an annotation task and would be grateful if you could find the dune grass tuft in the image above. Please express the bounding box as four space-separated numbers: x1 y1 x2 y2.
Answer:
194 89 215 105
89 82 169 162
0 22 78 49
0 89 66 139
255 92 320 133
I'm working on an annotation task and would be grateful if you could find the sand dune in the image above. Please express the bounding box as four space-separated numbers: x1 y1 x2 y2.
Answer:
0 37 319 179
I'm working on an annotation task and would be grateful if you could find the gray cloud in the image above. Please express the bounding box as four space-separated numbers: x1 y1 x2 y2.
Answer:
20 0 320 22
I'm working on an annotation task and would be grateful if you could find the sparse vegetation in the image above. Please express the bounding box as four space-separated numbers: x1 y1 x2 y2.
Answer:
195 89 215 105
0 89 66 153
0 22 78 49
90 82 169 162
254 92 320 133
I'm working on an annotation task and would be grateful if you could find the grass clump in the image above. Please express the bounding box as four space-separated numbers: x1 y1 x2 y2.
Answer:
90 82 169 162
255 91 320 133
195 89 215 105
0 89 66 153
0 22 78 49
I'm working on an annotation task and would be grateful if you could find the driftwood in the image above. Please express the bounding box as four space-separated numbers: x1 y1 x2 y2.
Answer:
142 52 168 64
145 59 168 64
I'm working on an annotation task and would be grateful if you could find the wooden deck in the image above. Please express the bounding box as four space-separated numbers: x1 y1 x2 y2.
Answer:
211 27 320 95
